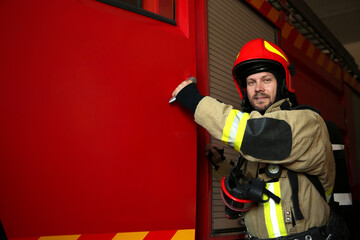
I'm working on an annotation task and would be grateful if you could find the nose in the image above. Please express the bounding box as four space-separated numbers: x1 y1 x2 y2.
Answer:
255 82 264 92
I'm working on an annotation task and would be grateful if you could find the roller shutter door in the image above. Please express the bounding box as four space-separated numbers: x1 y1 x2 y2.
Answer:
207 0 276 236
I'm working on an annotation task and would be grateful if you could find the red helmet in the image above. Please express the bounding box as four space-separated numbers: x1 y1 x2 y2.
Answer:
232 38 295 100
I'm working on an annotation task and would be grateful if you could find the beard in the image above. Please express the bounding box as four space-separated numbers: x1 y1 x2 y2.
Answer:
250 93 274 113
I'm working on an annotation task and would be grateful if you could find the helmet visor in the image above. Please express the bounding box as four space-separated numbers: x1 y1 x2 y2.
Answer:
220 177 255 212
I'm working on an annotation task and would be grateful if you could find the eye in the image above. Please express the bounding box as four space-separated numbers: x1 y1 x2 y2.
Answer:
264 78 271 83
247 80 255 86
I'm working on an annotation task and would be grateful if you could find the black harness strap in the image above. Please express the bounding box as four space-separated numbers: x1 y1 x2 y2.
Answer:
263 188 281 204
286 104 327 222
288 170 327 222
287 170 304 220
305 174 326 201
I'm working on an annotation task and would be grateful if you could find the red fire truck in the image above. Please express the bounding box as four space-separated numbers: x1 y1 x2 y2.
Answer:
1 0 359 239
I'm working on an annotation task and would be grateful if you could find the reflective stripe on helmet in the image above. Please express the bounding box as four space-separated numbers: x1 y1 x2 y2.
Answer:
221 109 250 152
264 182 287 238
264 41 288 62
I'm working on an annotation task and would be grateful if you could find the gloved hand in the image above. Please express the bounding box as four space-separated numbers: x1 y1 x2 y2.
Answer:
170 77 203 113
171 77 197 99
206 143 225 169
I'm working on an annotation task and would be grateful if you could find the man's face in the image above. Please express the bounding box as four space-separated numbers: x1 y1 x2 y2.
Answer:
246 72 277 112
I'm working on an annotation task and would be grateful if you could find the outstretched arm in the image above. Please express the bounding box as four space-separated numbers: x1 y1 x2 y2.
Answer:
171 78 331 172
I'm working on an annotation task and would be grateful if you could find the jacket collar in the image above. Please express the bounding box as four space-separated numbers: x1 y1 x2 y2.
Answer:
264 98 292 114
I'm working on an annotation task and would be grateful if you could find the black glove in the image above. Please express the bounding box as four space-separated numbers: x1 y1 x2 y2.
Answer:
176 83 204 113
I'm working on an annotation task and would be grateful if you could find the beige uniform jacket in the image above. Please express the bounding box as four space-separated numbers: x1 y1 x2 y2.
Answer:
194 97 335 239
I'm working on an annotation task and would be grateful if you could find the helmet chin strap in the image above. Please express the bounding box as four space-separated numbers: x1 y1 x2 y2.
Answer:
276 77 299 107
275 78 287 102
240 92 254 113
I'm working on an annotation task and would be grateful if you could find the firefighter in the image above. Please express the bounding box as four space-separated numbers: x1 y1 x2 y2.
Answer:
171 39 349 239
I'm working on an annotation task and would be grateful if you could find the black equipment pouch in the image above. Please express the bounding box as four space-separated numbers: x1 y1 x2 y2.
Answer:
246 178 267 203
326 211 350 240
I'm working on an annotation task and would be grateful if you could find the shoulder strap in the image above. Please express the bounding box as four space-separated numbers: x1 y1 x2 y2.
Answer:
305 173 326 201
287 170 304 220
291 104 321 115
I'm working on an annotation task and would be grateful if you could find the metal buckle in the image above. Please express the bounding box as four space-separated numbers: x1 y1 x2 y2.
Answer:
325 234 333 240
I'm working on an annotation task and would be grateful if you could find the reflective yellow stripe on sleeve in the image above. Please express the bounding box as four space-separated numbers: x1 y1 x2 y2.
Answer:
264 182 287 238
221 109 249 152
326 186 334 203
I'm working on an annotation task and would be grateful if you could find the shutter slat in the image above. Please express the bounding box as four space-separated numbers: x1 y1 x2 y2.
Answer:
208 0 276 235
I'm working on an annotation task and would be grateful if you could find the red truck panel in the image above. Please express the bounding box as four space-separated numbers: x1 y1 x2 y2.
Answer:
0 0 198 238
